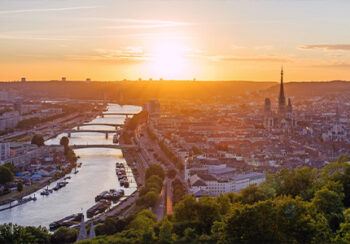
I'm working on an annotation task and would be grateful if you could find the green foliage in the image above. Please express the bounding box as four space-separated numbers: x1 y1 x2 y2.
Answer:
266 166 319 201
137 167 164 209
65 147 77 164
172 178 186 206
0 166 13 184
31 134 45 147
145 164 165 181
158 140 184 171
17 117 40 129
221 196 330 244
0 223 50 244
129 210 157 232
126 110 148 131
95 217 130 236
17 182 23 192
159 217 173 244
51 226 77 244
3 163 14 174
312 187 345 232
60 136 69 148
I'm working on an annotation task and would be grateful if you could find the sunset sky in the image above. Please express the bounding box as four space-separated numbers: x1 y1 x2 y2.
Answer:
1 0 350 81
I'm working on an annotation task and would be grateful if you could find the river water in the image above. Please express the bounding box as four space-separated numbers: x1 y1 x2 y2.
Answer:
0 104 141 227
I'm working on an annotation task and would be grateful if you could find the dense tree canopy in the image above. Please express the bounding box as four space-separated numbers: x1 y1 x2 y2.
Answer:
0 166 13 184
31 134 45 147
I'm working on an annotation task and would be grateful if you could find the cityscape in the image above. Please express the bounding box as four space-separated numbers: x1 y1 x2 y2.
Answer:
1 0 350 243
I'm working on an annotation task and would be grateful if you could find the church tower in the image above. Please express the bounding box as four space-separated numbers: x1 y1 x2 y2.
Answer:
278 67 286 115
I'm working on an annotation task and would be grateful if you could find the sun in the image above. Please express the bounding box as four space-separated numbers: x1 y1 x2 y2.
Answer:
151 42 187 80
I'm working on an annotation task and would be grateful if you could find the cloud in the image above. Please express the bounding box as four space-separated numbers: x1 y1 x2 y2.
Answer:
88 18 188 29
213 56 292 63
67 47 151 63
0 33 73 41
0 6 99 15
300 44 350 51
311 61 350 68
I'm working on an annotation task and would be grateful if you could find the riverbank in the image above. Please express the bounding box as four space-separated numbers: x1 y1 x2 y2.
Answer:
0 159 77 209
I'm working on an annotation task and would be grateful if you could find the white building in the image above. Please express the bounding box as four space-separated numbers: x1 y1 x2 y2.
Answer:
189 172 265 197
0 111 20 131
0 143 10 165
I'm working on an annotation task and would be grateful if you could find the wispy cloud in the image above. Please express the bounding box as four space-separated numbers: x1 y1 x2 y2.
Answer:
311 61 350 68
0 34 73 41
0 6 99 15
67 47 151 63
211 56 292 63
89 18 188 29
300 44 350 51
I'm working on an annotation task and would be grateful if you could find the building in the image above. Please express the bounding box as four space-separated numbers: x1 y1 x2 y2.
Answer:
0 143 10 165
189 172 265 197
62 77 66 82
21 77 26 83
322 107 347 142
0 111 20 131
263 68 297 131
143 99 160 118
0 91 9 101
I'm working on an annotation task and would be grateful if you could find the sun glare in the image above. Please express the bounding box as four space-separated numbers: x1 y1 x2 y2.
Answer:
151 42 187 79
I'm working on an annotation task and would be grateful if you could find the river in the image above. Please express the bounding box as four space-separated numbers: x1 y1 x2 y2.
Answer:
0 104 141 227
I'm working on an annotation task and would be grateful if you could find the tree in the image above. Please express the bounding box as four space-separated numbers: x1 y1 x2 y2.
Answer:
159 218 173 244
334 208 350 243
60 136 70 154
17 182 23 192
145 164 165 181
144 191 158 207
129 210 157 233
0 223 50 244
51 226 77 244
31 134 45 147
312 188 345 232
0 166 13 184
236 184 269 204
220 196 330 243
3 163 14 173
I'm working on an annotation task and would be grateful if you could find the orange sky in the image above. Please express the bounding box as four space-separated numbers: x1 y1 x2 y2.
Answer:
1 0 350 81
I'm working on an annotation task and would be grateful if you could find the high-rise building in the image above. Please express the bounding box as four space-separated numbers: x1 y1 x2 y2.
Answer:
21 77 26 83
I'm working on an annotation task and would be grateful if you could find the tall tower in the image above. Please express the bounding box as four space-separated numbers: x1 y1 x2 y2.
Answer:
278 67 286 115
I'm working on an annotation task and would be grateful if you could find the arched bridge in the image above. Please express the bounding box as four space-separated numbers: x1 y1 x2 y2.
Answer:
101 112 139 118
49 144 138 150
64 129 118 139
77 123 124 128
71 144 138 150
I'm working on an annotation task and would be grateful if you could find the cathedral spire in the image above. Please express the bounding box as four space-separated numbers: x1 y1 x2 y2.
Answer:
278 66 286 114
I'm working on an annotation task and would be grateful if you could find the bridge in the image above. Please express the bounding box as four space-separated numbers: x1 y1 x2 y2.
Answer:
71 144 138 150
77 123 124 129
49 144 138 150
101 112 139 118
64 129 118 139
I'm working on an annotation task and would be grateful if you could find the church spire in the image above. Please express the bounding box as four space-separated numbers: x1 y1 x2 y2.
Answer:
278 66 286 114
